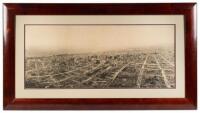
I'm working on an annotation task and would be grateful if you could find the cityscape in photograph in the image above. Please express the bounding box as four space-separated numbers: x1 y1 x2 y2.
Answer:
25 47 175 89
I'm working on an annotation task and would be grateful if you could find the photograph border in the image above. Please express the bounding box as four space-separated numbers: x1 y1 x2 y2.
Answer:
3 3 197 110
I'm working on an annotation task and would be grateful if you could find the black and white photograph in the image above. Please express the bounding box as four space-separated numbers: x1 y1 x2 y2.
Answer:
3 3 197 110
25 25 175 89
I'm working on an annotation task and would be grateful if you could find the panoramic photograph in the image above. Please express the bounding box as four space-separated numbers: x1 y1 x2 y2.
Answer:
25 25 175 89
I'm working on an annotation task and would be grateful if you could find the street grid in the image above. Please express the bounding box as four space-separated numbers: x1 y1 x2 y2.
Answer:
25 50 175 89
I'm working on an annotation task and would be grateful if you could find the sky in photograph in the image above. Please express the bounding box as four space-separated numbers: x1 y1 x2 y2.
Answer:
25 25 174 57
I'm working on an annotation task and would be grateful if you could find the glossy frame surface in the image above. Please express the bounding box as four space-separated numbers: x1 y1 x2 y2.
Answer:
3 3 197 110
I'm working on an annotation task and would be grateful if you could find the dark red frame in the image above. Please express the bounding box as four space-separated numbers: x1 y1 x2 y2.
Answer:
3 3 197 110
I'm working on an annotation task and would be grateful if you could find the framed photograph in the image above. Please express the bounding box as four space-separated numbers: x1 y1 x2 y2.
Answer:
3 3 197 110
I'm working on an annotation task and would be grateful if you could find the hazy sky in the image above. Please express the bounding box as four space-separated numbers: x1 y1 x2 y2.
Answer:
25 25 174 56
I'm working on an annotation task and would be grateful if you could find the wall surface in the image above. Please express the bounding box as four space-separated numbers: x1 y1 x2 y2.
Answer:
0 0 198 112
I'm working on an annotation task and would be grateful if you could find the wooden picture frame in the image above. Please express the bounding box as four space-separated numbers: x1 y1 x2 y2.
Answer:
3 3 197 110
